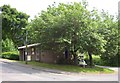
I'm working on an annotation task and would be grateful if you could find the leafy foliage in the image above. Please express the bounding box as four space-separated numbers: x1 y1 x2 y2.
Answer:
1 1 117 67
1 5 29 46
97 11 119 67
1 51 19 60
2 38 18 52
28 2 108 66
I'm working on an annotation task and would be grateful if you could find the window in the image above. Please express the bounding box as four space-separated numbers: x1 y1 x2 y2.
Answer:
32 48 34 55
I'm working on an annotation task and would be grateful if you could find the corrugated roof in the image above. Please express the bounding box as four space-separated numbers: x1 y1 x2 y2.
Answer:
18 43 40 49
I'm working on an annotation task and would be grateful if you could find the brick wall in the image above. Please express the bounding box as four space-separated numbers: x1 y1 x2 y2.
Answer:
40 50 61 63
19 47 66 64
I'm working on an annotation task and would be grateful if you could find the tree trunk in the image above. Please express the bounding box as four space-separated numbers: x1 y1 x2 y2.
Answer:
88 52 93 67
73 53 78 65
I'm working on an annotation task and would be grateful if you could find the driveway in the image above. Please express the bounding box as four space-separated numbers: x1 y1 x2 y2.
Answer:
0 58 118 81
95 65 118 72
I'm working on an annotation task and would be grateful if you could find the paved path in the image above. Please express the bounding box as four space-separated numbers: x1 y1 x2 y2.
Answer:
0 58 118 81
96 65 118 72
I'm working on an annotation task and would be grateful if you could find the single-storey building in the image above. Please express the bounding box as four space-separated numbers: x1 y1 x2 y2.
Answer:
18 43 72 64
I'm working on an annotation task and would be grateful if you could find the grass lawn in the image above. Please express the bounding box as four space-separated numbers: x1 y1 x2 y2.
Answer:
20 61 114 74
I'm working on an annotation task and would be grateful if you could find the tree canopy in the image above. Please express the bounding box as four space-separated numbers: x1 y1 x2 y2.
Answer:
27 1 118 66
1 5 29 46
1 1 118 67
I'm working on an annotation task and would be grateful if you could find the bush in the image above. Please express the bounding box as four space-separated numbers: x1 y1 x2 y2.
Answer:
85 55 102 66
100 55 119 67
93 56 102 65
57 56 74 65
57 57 68 64
1 52 19 60
2 38 18 52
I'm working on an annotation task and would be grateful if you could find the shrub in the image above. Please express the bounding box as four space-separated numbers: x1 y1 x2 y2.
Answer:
85 55 102 66
1 52 19 60
93 56 102 65
2 38 18 52
100 55 119 67
57 56 74 65
57 57 68 64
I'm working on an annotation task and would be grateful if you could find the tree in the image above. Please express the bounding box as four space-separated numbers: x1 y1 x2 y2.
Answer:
2 38 17 52
0 13 2 53
28 2 87 64
28 1 107 67
78 9 107 67
28 1 119 67
98 11 119 66
1 5 29 46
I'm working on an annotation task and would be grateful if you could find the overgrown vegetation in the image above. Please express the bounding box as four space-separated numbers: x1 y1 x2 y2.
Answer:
1 38 19 60
27 1 119 67
2 38 18 52
1 52 19 60
1 4 29 61
1 5 29 46
1 1 119 67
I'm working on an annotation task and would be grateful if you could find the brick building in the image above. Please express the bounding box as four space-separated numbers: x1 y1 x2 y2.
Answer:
18 43 71 64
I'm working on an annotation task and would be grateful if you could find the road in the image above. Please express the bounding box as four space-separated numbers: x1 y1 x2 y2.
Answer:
0 58 118 81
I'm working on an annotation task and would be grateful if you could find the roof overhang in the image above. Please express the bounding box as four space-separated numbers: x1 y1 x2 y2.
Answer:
18 43 40 50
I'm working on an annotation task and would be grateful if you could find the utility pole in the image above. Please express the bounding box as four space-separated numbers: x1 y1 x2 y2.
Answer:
22 28 28 64
25 29 28 64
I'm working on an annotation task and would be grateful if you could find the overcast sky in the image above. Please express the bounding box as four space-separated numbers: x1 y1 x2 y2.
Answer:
0 0 119 20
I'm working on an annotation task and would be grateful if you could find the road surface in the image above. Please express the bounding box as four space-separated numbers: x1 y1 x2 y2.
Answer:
0 58 118 81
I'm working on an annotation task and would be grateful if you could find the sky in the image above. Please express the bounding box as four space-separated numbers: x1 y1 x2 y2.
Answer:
0 0 119 21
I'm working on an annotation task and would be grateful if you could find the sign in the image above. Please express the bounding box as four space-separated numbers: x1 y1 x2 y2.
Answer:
27 55 31 61
25 52 27 55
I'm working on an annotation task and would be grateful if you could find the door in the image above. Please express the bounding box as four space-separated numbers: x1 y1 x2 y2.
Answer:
23 50 25 61
35 47 40 61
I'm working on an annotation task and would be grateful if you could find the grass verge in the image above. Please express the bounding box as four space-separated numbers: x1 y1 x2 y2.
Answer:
20 61 114 74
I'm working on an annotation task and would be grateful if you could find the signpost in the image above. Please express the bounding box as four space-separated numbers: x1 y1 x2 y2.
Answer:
25 30 28 64
22 28 28 64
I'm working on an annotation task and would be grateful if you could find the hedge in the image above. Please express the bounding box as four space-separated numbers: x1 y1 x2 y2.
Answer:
1 52 19 60
84 56 102 66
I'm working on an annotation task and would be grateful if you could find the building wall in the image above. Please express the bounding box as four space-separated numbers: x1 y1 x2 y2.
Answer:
18 46 70 64
40 51 59 63
30 47 36 61
19 49 25 61
19 46 41 61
